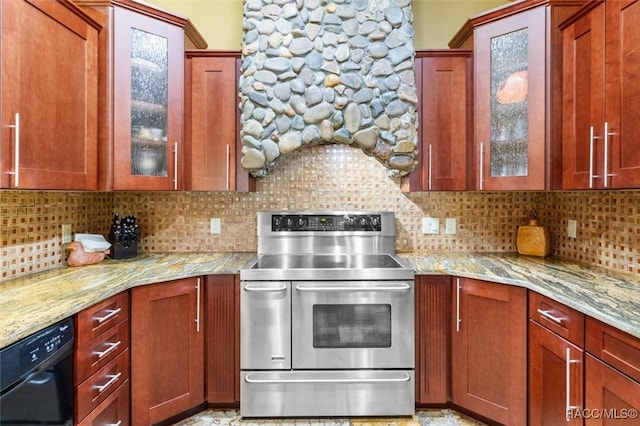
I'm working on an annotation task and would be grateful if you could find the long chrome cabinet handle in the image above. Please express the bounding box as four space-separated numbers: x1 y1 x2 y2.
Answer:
536 309 565 325
94 372 122 394
94 307 122 324
243 284 288 292
456 278 461 332
479 142 484 190
226 144 230 191
5 113 20 187
603 122 615 188
195 277 201 332
428 144 433 191
173 142 179 190
589 126 595 188
93 341 122 359
244 373 411 384
295 283 411 292
565 347 580 421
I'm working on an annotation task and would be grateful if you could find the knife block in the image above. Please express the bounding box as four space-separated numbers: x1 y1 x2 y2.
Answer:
109 237 137 259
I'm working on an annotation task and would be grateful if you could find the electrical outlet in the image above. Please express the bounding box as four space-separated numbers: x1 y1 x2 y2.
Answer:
210 218 221 234
445 218 457 235
422 217 439 235
567 219 577 239
62 224 72 243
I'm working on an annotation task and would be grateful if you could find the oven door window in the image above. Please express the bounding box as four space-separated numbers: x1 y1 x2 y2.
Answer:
312 304 391 348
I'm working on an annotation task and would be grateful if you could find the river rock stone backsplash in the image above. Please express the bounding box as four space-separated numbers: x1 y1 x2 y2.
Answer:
239 0 418 178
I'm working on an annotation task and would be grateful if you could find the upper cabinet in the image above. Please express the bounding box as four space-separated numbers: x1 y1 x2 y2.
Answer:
0 0 100 190
184 50 255 192
451 0 586 191
562 0 640 189
401 50 473 192
76 0 206 191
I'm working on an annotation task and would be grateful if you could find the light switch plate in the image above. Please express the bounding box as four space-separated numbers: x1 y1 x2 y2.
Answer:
210 218 221 234
567 219 577 239
422 217 439 235
62 224 72 243
445 218 457 235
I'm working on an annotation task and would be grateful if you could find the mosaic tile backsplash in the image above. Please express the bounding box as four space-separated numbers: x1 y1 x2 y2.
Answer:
1 145 639 282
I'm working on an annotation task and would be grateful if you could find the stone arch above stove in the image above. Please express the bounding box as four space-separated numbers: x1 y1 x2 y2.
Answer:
239 0 418 178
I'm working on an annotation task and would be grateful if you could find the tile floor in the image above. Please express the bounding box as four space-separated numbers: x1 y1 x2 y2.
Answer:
172 409 487 426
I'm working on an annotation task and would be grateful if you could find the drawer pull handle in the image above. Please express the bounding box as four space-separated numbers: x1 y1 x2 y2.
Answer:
94 307 122 324
565 347 581 420
94 372 122 394
537 308 565 325
110 422 122 426
93 341 122 359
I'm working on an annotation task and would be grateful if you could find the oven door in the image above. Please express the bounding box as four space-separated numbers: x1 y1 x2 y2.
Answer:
292 280 414 369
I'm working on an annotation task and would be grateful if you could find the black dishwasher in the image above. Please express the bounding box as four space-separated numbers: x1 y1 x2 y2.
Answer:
0 318 74 425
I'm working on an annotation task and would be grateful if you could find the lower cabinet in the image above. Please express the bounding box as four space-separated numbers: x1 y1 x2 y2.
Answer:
528 292 585 426
585 317 640 424
205 274 240 404
74 292 130 425
450 277 527 425
131 277 205 425
415 275 450 404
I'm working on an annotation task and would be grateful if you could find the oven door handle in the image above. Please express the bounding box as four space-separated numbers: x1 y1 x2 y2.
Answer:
295 283 411 292
243 283 288 292
244 373 411 384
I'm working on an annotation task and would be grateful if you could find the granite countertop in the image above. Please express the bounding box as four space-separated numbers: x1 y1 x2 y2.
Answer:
1 251 639 349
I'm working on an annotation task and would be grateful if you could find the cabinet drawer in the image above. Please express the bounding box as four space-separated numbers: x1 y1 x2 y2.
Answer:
76 349 130 422
77 379 130 426
75 319 129 384
586 317 640 383
529 292 584 347
76 292 129 346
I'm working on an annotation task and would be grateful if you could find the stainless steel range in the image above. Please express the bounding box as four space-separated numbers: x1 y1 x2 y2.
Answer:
240 211 415 418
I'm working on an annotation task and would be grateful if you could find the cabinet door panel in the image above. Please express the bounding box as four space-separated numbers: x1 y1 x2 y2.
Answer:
562 4 606 189
1 0 98 189
606 0 640 188
475 7 546 190
529 320 584 426
585 354 640 425
415 276 450 404
422 55 471 191
205 274 239 403
187 55 237 191
451 278 526 425
131 278 204 425
113 7 184 190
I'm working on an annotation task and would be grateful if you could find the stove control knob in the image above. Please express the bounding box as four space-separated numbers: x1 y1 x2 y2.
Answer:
297 217 307 229
359 217 367 227
370 216 379 227
286 217 294 229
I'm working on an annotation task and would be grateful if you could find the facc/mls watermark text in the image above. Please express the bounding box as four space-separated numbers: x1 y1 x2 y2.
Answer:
567 408 638 420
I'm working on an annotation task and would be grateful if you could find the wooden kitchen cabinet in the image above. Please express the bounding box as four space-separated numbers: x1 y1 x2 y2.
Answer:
205 274 240 404
75 0 207 191
131 277 204 425
401 51 473 192
415 275 450 405
0 0 99 190
185 50 255 192
562 0 640 189
450 277 527 425
584 316 640 424
451 0 585 190
528 292 585 425
74 292 130 425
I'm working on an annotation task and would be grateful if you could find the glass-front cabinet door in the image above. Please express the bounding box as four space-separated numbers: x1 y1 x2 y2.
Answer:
474 6 546 190
112 6 184 190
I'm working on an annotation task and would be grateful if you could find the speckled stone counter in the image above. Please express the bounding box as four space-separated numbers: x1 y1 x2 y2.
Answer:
1 252 639 349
